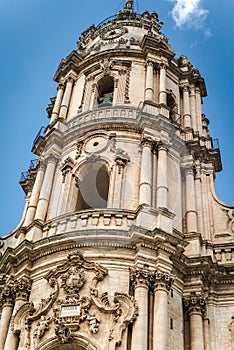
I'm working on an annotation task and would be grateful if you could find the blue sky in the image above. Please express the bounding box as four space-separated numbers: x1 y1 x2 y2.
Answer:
0 0 233 235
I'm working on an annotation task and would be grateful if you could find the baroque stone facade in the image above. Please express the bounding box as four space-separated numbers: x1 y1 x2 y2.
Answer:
0 1 234 349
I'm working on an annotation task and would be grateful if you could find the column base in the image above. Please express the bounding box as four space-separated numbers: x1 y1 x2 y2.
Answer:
135 205 175 233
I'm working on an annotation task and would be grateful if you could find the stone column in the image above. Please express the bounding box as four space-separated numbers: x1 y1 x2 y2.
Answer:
130 267 150 350
58 77 74 120
3 279 31 350
184 295 206 350
183 86 192 128
159 64 167 104
190 86 197 131
156 143 168 209
50 83 64 124
145 60 154 102
153 270 173 350
195 88 203 134
34 155 57 222
184 167 198 233
0 286 14 350
139 138 153 206
23 161 46 227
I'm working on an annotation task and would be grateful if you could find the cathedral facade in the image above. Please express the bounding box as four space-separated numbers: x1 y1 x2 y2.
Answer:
1 1 234 349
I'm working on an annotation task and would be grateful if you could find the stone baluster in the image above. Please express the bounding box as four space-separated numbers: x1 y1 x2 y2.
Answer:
159 64 167 104
153 270 173 350
50 83 65 124
130 267 150 350
58 77 74 120
184 294 206 350
184 167 198 233
23 161 46 227
145 60 154 102
3 279 31 350
139 138 153 206
0 286 15 350
34 155 57 222
156 143 168 209
183 86 192 128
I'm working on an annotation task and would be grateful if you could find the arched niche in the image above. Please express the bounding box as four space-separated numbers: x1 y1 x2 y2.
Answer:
76 160 110 211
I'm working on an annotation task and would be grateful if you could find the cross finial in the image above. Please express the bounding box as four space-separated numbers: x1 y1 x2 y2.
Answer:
125 0 134 10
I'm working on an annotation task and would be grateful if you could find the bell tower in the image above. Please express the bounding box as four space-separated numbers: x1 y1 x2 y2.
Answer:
0 2 234 350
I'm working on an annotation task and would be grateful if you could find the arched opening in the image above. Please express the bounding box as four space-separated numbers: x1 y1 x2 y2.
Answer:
76 162 109 210
50 345 85 350
34 335 96 350
97 76 114 107
167 92 178 122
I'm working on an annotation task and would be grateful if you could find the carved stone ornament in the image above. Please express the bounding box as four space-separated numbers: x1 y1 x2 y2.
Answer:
13 251 138 349
60 157 75 183
100 26 128 41
55 322 74 344
115 148 130 174
33 316 52 339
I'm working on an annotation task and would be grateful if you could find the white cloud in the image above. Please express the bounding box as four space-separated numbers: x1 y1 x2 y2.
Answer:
169 0 208 28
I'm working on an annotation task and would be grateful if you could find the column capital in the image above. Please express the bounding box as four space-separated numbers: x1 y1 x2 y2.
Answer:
182 85 190 93
45 154 59 165
12 278 32 301
65 76 75 84
0 285 15 306
183 165 195 176
184 294 206 316
157 141 168 152
141 137 153 149
146 59 155 67
57 83 65 91
130 266 151 289
159 62 167 70
153 270 174 292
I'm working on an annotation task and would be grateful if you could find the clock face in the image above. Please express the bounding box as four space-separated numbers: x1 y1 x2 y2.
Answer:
101 27 127 40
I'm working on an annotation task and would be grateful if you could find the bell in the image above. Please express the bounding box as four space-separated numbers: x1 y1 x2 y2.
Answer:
99 96 113 107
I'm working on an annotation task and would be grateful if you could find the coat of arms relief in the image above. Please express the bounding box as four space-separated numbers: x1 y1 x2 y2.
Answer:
14 251 138 349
